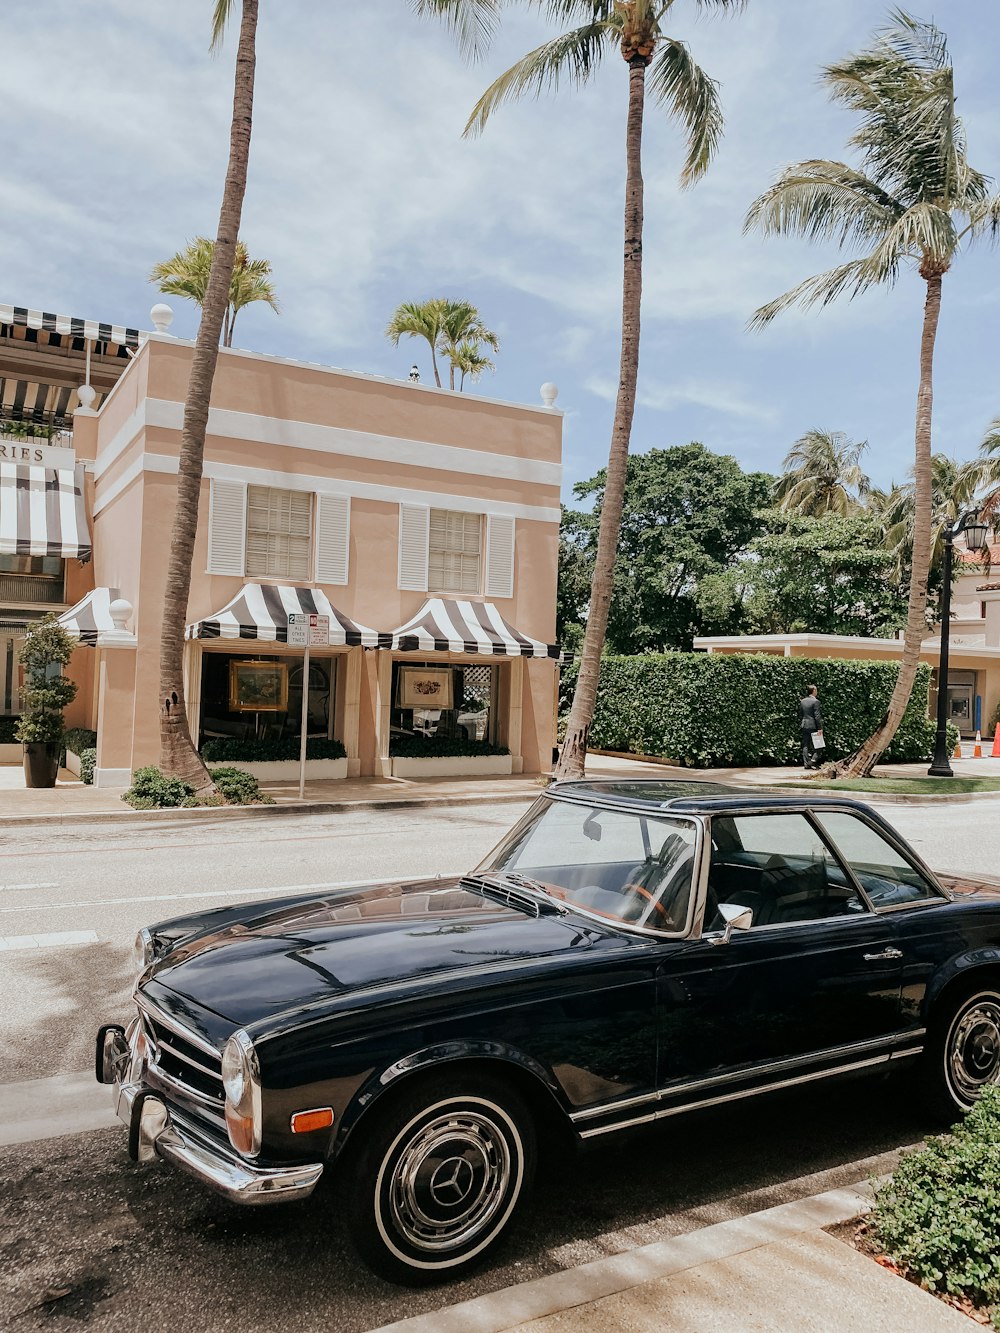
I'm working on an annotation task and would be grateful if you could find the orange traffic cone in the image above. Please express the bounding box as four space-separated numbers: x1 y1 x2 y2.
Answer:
974 729 983 758
993 724 1000 758
954 738 964 759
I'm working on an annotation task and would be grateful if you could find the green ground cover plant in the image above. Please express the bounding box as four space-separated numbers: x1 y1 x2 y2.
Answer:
122 765 274 809
870 1085 1000 1326
199 736 346 762
389 734 510 759
561 653 937 768
785 776 1000 795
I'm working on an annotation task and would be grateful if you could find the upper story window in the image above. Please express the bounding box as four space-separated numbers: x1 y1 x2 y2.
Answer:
428 509 482 595
245 486 312 580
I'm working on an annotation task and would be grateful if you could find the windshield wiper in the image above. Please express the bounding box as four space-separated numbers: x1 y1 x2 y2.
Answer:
460 872 566 918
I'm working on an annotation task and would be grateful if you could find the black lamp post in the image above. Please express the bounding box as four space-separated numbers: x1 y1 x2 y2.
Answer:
927 510 990 776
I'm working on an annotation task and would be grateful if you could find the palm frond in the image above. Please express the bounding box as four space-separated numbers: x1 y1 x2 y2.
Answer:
413 0 503 61
647 39 723 185
963 193 1000 244
211 0 237 50
464 20 615 136
744 160 901 246
748 256 892 330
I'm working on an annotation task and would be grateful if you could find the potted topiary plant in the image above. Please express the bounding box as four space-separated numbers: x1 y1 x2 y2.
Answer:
15 615 79 789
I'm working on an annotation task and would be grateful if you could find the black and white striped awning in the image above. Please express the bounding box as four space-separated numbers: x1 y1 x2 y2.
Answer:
58 587 121 647
0 305 143 428
185 583 380 647
388 598 559 658
0 463 92 560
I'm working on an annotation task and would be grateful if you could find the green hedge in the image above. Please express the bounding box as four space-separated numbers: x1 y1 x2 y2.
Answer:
560 653 938 767
122 765 275 809
199 735 346 762
389 734 510 759
63 728 97 756
0 716 19 744
79 748 96 785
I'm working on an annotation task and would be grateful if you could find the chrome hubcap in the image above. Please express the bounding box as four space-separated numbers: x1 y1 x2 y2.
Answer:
389 1111 512 1253
948 998 1000 1104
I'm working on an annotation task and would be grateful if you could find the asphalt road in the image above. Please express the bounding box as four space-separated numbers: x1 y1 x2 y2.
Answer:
1 795 998 1331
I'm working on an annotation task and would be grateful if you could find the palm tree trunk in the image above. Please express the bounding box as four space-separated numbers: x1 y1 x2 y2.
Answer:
430 340 442 389
838 272 942 778
224 305 233 347
159 0 258 792
554 57 646 780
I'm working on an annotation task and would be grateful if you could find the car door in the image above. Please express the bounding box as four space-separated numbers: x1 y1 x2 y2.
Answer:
655 810 907 1105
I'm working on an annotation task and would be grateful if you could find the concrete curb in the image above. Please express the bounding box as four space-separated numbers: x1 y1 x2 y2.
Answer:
0 789 537 831
374 1183 875 1333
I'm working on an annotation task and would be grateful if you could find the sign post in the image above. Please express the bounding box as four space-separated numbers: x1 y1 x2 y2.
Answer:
286 614 330 798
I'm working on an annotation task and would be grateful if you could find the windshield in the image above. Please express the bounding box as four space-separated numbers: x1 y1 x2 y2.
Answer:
478 797 698 934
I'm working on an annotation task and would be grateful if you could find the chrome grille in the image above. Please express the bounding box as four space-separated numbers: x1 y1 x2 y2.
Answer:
138 1000 225 1122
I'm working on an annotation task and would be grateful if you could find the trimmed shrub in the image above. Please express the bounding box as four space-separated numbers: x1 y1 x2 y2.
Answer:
79 748 96 785
208 766 274 805
389 734 510 759
199 735 347 762
560 653 938 767
0 715 19 744
122 766 192 809
870 1085 1000 1323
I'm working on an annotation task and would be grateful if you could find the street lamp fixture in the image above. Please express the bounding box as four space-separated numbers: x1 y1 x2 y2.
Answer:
928 509 992 777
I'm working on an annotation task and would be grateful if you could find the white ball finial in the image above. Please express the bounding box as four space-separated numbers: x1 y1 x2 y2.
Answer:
76 384 97 411
109 598 133 631
150 303 174 334
540 382 559 409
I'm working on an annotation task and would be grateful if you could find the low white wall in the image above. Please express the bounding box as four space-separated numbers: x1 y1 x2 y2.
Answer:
65 748 82 778
205 758 349 782
391 755 513 778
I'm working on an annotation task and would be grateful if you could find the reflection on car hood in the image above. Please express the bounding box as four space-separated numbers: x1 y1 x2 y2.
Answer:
938 873 1000 901
146 876 605 1027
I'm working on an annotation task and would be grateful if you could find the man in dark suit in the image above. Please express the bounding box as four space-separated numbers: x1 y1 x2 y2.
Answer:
797 685 823 769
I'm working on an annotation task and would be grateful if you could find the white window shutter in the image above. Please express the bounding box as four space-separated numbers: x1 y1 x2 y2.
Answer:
485 514 515 599
207 479 247 575
315 494 350 585
398 504 429 592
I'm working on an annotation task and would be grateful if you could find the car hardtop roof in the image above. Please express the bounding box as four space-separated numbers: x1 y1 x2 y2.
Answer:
548 778 877 817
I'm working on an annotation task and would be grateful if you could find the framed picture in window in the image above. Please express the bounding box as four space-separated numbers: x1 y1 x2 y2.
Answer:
397 666 454 709
228 659 289 712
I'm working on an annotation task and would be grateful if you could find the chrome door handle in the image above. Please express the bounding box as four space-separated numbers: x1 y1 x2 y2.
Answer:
863 947 903 961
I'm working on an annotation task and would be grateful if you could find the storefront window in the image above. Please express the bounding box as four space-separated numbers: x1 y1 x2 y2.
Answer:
198 651 336 750
390 661 497 752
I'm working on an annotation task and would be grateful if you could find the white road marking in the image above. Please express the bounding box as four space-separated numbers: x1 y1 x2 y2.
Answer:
0 882 59 892
0 874 463 916
0 929 99 951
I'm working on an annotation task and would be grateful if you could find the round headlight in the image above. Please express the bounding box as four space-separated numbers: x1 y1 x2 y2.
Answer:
132 927 154 976
222 1036 249 1106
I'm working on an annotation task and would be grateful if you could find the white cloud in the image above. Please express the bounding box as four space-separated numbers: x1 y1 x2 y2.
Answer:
585 374 779 426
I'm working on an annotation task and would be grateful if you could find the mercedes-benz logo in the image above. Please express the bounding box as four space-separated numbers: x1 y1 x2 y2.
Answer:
429 1156 476 1206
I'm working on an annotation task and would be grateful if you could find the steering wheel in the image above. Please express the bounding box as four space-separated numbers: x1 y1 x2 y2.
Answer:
620 880 673 925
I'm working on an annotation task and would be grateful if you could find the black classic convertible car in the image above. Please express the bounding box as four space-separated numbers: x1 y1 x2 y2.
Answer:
97 780 1000 1283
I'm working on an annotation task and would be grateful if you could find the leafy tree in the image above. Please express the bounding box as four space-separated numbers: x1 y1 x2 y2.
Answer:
385 297 498 389
557 505 596 652
159 0 259 792
745 10 1000 777
150 236 279 347
428 0 747 777
15 615 79 744
774 429 870 516
562 445 773 652
697 511 909 639
876 453 980 595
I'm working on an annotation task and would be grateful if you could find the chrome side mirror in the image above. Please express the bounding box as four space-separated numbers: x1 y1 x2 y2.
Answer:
710 902 754 946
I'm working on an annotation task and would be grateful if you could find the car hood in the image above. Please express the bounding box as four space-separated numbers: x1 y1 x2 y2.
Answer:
145 876 606 1028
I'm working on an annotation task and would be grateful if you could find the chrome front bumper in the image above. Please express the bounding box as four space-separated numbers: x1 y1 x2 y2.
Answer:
97 1024 323 1206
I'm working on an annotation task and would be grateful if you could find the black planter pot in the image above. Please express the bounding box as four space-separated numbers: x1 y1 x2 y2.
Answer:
23 741 61 789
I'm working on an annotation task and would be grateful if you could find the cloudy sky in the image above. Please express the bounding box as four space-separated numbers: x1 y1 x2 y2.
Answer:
5 1 1000 501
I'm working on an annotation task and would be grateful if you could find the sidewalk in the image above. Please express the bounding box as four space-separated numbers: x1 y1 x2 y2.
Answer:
377 1184 969 1333
2 750 999 826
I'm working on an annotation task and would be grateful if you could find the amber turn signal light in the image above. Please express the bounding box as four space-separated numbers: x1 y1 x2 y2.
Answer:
290 1107 335 1134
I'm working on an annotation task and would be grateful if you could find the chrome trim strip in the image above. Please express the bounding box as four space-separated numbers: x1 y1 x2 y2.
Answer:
136 994 222 1061
569 1030 925 1123
146 1066 226 1124
889 1045 924 1061
578 1052 893 1138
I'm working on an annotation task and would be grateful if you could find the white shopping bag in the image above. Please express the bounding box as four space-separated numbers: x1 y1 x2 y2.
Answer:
811 730 826 750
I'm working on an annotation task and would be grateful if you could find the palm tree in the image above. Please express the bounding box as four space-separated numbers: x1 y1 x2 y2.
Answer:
967 418 1000 532
878 454 980 589
159 0 259 791
426 0 744 779
386 299 448 387
449 339 497 390
151 237 279 346
437 300 500 389
775 429 870 517
744 10 1000 778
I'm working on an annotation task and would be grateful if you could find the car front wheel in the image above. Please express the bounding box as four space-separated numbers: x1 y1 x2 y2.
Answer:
924 986 1000 1119
344 1072 536 1285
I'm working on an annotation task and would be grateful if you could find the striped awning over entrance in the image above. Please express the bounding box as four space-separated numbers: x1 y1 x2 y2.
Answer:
185 583 380 647
388 598 560 659
58 587 121 646
0 463 92 560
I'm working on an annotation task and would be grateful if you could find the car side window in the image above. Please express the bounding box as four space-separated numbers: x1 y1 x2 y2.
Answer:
814 812 937 908
706 813 866 931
